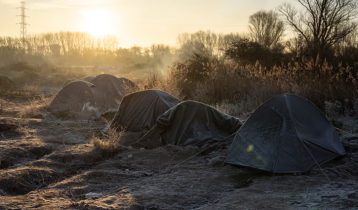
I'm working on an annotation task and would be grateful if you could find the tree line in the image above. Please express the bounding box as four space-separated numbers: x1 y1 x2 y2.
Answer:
0 0 357 73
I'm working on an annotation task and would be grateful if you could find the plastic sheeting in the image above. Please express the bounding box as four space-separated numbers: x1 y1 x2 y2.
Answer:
224 94 346 173
132 101 242 148
110 90 180 133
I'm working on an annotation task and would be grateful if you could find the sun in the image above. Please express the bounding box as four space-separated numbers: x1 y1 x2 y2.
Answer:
80 9 113 36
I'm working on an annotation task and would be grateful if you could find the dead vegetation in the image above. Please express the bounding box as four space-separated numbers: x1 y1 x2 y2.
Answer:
18 95 52 119
92 127 125 159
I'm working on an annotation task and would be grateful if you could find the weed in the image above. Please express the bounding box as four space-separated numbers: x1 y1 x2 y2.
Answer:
19 95 52 118
92 124 125 158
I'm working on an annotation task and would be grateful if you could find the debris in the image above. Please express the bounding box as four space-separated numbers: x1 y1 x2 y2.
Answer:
85 192 103 199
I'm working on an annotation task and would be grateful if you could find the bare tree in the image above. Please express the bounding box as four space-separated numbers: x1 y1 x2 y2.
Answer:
278 0 358 58
249 10 285 48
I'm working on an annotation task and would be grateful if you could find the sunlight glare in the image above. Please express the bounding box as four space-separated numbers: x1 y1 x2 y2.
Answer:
80 9 113 36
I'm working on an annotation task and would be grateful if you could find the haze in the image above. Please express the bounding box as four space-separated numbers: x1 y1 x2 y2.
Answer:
0 0 294 47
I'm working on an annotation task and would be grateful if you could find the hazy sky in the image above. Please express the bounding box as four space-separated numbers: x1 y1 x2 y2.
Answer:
0 0 297 47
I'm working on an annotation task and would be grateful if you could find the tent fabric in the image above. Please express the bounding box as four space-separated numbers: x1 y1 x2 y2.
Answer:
63 76 95 87
110 90 180 133
118 77 139 91
49 81 96 117
91 74 135 108
224 94 346 173
130 101 242 148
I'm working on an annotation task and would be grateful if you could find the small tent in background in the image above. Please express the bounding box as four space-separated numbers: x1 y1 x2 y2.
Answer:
49 81 96 118
0 75 16 93
132 101 242 148
82 76 94 82
225 94 346 173
90 74 136 109
63 76 95 87
110 90 180 134
118 77 139 92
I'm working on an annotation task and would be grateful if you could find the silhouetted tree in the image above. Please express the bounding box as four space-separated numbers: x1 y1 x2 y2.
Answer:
225 38 285 67
249 10 285 48
278 0 358 60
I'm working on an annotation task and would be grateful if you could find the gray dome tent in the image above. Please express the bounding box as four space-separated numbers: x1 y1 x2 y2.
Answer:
110 90 180 133
91 74 136 109
118 77 138 91
49 81 96 118
224 94 346 173
63 76 94 87
132 101 242 148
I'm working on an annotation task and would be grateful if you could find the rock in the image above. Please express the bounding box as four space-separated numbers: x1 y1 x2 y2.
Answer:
85 192 103 199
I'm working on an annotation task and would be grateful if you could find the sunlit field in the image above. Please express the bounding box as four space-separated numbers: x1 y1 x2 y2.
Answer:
0 0 358 209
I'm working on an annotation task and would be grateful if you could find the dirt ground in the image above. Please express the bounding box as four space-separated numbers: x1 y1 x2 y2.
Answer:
1 92 358 210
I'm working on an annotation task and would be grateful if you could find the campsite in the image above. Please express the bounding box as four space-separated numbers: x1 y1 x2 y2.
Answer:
0 69 357 210
1 0 358 209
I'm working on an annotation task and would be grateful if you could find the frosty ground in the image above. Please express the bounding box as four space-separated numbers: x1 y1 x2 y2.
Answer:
0 93 358 210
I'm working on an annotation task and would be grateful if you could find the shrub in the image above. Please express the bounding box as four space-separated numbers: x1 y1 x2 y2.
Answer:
169 53 214 98
92 127 124 159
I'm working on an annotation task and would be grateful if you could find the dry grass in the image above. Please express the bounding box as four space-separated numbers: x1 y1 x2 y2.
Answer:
18 95 52 119
124 70 183 99
92 125 125 158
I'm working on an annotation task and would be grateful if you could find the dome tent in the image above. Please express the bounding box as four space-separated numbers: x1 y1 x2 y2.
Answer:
224 94 346 173
49 81 96 118
118 77 138 91
110 90 180 133
90 74 136 109
132 101 242 148
63 76 95 87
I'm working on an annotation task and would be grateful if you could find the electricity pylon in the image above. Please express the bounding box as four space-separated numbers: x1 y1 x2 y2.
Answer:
17 1 29 43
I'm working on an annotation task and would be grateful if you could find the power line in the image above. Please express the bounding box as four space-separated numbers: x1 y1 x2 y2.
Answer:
17 1 29 43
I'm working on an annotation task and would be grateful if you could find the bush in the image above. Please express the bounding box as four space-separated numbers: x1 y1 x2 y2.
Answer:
92 127 124 159
169 53 217 98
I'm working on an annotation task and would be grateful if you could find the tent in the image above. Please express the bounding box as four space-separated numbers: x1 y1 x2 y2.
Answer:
130 101 242 148
118 77 138 91
110 90 180 133
91 74 136 109
63 76 94 87
224 94 346 173
49 81 96 117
